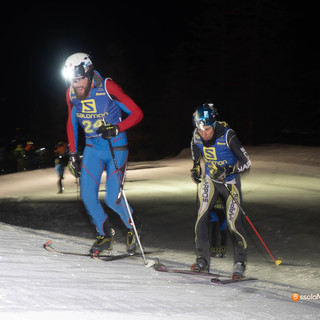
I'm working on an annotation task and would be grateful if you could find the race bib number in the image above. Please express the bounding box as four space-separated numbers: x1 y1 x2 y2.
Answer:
82 119 103 133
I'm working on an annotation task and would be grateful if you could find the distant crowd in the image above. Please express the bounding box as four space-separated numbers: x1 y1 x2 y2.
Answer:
0 140 69 175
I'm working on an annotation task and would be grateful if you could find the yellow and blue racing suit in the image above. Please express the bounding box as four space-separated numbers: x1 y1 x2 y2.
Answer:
191 121 251 265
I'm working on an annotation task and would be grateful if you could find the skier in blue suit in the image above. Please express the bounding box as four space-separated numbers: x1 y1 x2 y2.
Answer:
63 53 143 254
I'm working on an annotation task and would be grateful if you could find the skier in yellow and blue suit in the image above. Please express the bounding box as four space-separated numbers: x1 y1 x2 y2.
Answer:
190 102 251 279
63 53 143 255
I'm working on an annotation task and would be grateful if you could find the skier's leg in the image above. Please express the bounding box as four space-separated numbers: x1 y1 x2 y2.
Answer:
58 177 63 193
217 208 228 257
209 211 220 257
105 147 142 254
80 147 111 237
225 178 248 277
56 164 64 193
104 148 133 229
225 184 247 262
193 177 218 271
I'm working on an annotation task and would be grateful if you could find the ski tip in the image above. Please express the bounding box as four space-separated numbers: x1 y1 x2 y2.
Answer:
153 263 167 271
43 240 59 254
211 278 223 285
43 240 53 248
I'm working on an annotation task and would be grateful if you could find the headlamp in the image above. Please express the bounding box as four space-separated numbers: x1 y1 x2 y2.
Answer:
62 66 74 81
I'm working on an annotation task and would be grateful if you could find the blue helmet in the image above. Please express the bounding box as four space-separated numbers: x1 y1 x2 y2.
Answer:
193 102 217 129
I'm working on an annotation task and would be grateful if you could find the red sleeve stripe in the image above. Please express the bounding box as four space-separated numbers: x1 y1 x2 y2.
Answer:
66 87 76 153
105 78 143 132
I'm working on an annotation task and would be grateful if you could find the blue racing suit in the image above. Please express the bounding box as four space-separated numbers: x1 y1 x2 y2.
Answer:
66 71 143 235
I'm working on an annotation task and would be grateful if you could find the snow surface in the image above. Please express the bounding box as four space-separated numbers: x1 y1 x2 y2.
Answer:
0 145 319 319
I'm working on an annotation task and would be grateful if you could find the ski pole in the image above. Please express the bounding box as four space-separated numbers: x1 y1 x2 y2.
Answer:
223 182 282 266
107 138 155 268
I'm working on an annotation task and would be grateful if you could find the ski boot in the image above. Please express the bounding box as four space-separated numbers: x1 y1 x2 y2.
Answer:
232 261 246 280
219 246 227 258
126 214 142 255
126 230 137 255
211 247 219 258
90 235 113 255
191 258 209 272
126 224 142 256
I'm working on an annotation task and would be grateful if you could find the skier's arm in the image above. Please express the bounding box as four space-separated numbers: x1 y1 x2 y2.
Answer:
227 130 251 174
190 133 202 183
191 132 201 166
66 87 78 153
105 79 143 132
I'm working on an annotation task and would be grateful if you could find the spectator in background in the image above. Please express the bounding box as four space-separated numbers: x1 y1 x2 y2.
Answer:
25 141 37 170
54 142 68 193
14 144 26 171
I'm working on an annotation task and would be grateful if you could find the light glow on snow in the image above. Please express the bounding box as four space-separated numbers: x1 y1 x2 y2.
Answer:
0 145 319 319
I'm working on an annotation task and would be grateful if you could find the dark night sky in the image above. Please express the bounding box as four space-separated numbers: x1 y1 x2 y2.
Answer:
1 1 320 160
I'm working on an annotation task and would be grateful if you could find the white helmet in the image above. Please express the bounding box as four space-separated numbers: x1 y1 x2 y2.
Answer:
62 53 94 81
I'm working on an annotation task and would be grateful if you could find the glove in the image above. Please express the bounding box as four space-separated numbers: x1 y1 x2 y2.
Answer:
209 164 232 182
191 164 202 184
68 153 81 178
96 123 120 140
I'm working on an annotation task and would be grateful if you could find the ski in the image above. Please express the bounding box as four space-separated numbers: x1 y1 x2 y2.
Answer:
44 240 95 256
43 240 152 261
154 263 219 277
92 252 145 262
211 277 258 285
